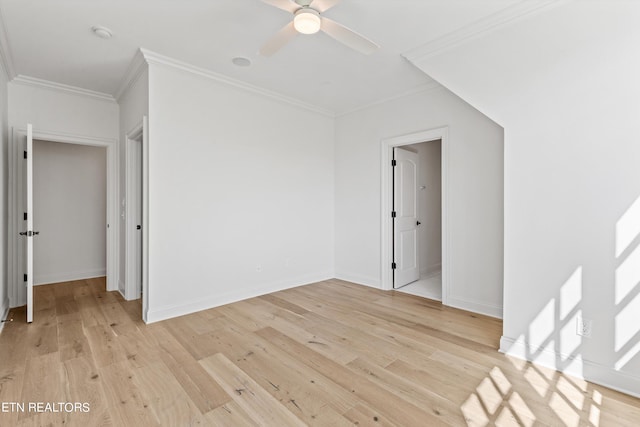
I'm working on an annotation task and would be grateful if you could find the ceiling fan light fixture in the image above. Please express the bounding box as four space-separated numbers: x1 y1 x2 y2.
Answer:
293 9 321 34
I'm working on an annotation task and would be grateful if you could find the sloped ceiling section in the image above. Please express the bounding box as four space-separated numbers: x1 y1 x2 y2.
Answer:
403 0 569 124
0 0 522 114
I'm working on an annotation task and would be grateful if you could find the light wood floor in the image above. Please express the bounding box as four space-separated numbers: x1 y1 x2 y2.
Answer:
0 278 638 426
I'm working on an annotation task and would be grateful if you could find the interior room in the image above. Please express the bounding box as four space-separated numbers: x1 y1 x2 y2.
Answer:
0 1 638 425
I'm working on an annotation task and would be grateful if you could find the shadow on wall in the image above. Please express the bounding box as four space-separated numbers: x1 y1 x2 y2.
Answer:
460 194 640 425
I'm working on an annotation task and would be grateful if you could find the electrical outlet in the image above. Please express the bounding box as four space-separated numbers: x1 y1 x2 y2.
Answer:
576 317 593 338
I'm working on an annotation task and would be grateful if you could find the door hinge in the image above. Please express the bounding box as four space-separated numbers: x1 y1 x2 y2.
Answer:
391 159 397 167
24 212 27 221
23 151 27 159
391 211 396 218
391 262 397 270
24 274 27 282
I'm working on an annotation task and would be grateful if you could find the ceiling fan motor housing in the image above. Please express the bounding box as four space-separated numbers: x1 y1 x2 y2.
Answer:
294 8 321 34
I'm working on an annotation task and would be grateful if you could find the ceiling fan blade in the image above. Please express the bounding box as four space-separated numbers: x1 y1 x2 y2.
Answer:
309 0 341 13
259 22 298 57
320 17 379 55
260 0 298 14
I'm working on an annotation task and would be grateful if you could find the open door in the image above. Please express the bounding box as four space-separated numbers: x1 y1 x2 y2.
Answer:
20 124 37 323
393 147 419 288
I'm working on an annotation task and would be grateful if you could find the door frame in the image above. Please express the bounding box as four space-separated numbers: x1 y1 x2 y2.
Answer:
124 122 142 301
380 126 450 304
124 118 149 322
8 127 118 308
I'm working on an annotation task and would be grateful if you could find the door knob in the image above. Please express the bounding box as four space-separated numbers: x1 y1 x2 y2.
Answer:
416 221 421 226
136 225 141 230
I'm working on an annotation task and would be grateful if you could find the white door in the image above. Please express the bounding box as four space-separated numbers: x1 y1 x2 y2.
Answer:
22 124 36 322
393 147 419 288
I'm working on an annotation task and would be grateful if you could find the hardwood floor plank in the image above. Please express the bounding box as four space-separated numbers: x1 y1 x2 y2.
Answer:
84 324 127 368
199 353 306 427
62 356 113 426
343 404 400 427
99 361 160 426
204 401 260 426
132 361 206 425
208 318 361 418
346 357 471 425
150 325 232 414
256 326 449 426
18 352 68 425
57 312 91 361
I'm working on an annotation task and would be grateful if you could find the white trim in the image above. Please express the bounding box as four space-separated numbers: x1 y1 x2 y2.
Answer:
10 75 116 103
141 116 150 323
146 272 333 324
334 272 381 289
380 127 451 307
403 0 570 63
124 122 143 301
34 270 106 286
500 336 640 398
115 49 148 101
447 294 502 319
139 48 334 118
8 128 119 309
337 81 443 117
0 7 16 78
0 299 9 333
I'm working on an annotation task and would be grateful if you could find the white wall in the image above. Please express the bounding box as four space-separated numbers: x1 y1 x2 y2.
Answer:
8 82 118 139
334 87 504 317
416 140 442 275
33 140 106 284
145 61 335 322
0 59 9 323
408 0 640 396
118 65 149 292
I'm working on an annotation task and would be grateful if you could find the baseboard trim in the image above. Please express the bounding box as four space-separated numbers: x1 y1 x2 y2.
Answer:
447 294 503 319
146 272 333 324
35 269 106 286
500 336 640 398
334 272 381 289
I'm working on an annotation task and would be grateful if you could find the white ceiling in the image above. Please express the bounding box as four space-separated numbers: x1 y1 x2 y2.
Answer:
0 0 521 114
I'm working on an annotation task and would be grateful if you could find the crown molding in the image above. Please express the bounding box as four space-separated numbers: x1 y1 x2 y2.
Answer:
336 80 444 117
0 7 16 78
11 75 116 102
403 0 570 63
139 48 335 118
115 49 148 101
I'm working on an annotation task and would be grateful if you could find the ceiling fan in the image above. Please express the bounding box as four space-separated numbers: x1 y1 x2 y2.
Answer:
259 0 379 56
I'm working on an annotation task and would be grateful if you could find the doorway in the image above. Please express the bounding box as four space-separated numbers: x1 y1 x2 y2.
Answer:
380 126 450 304
8 126 118 321
33 139 107 286
393 141 442 300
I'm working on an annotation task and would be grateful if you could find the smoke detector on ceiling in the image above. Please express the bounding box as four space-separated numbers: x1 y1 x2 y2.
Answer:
91 26 113 39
